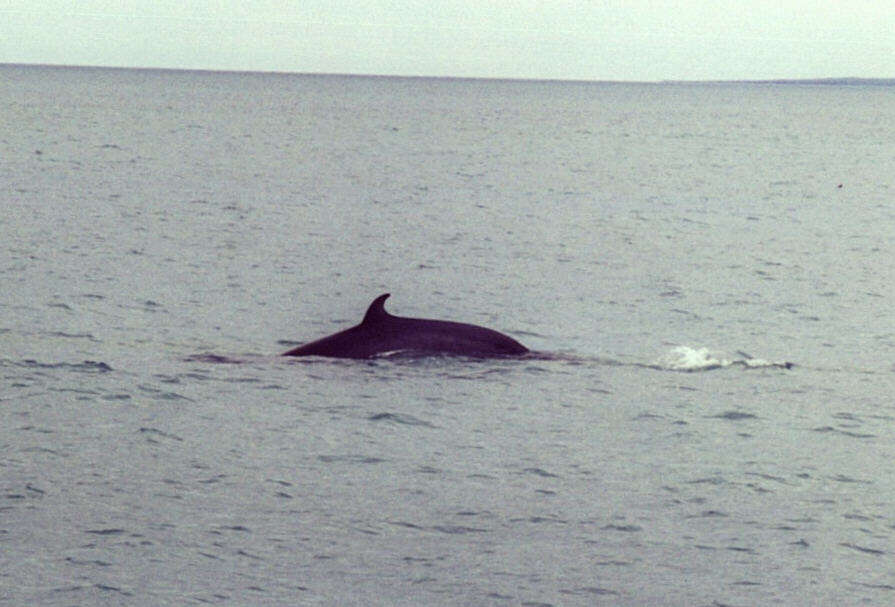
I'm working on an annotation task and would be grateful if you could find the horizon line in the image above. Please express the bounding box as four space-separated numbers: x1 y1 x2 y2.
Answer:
3 62 894 86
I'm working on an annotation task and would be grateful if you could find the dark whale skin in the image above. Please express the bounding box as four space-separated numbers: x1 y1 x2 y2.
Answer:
282 294 528 359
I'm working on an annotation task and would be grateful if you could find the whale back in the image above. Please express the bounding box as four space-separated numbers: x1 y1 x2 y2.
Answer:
283 293 528 358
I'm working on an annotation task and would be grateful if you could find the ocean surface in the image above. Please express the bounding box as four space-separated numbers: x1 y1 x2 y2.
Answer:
2 64 895 605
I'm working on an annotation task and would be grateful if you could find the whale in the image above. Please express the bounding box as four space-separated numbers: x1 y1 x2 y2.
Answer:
281 293 529 359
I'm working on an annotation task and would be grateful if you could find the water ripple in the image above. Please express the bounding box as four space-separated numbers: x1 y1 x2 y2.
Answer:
840 542 886 555
318 454 386 464
368 412 436 427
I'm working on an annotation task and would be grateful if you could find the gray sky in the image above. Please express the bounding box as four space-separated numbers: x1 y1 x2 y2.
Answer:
3 1 893 81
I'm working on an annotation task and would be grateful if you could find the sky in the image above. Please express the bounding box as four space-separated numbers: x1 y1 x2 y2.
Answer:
2 1 893 81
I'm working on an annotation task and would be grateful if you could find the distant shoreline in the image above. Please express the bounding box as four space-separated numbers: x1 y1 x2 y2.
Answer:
2 62 893 86
668 77 895 86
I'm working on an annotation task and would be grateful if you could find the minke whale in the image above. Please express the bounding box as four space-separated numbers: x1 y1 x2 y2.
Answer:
281 293 528 359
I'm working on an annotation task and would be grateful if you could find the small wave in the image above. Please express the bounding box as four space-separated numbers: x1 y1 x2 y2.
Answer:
523 467 560 478
840 542 886 556
137 385 193 401
16 359 113 373
139 427 184 443
602 524 643 532
318 454 386 464
431 525 487 535
367 412 436 427
710 411 758 420
85 528 127 535
812 426 875 439
47 331 97 341
184 353 246 364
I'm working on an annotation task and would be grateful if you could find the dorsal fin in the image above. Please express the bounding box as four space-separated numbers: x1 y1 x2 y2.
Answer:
362 293 392 324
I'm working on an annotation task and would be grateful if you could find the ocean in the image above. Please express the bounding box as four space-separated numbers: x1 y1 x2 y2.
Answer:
2 64 895 605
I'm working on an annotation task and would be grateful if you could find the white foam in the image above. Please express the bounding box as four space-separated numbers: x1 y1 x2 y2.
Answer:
655 346 793 372
658 346 730 371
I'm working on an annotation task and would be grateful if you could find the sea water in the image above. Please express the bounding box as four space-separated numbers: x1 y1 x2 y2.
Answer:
2 65 895 605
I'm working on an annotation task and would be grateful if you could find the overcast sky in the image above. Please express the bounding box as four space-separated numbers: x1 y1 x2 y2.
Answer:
3 1 893 81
